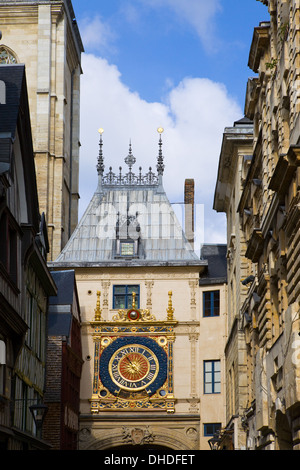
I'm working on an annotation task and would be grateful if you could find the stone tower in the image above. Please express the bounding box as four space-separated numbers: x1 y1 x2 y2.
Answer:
0 0 84 260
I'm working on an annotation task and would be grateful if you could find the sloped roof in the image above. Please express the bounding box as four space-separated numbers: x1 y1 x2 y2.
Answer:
49 270 77 306
199 244 227 285
0 64 26 173
48 270 80 337
0 64 40 230
53 134 205 268
54 185 203 267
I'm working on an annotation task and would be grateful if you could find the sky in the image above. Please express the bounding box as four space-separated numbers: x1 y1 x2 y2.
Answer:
71 0 269 253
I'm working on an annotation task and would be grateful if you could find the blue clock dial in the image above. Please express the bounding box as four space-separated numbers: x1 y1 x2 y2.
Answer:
100 336 167 396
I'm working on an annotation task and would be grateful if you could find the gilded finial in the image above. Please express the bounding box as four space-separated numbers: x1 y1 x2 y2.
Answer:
94 291 102 321
157 127 164 177
131 292 136 309
98 128 104 135
167 291 175 321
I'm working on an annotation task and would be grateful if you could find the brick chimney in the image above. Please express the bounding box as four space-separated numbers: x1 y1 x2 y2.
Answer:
184 179 194 249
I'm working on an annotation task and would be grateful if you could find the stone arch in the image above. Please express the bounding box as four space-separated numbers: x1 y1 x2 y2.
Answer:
0 45 19 64
79 424 198 451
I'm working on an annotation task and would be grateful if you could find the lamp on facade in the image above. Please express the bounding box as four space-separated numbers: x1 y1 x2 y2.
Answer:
208 432 221 450
29 403 48 438
241 275 255 285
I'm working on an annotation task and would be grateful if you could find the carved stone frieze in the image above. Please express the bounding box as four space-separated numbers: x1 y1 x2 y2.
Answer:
122 426 155 445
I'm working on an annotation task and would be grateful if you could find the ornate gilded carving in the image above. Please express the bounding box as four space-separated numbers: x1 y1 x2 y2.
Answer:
94 291 102 321
112 291 156 322
90 291 177 413
166 291 175 321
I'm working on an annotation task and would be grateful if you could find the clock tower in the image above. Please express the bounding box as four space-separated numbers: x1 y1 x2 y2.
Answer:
51 130 227 450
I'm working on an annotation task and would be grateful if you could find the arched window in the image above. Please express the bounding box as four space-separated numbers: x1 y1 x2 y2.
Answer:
0 45 18 64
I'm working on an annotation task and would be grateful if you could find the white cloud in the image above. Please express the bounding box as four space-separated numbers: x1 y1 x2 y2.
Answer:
80 15 117 53
78 53 241 246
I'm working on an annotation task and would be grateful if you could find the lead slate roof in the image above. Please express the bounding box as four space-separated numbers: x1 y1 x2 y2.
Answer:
48 270 76 337
54 184 204 267
0 64 25 173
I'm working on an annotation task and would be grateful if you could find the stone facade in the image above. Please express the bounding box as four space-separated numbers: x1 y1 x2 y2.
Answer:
71 265 227 451
0 0 83 260
214 118 254 449
215 0 300 450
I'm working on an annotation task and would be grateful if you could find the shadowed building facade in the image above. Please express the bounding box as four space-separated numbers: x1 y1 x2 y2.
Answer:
44 269 83 450
214 0 300 450
0 64 56 450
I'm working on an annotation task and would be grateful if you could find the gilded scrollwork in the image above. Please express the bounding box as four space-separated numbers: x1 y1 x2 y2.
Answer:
90 290 177 413
112 308 157 322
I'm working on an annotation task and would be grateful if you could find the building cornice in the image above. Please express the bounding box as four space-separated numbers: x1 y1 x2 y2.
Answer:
248 22 270 73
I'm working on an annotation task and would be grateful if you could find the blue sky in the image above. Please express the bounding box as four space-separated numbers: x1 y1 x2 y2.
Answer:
71 0 269 250
73 0 268 105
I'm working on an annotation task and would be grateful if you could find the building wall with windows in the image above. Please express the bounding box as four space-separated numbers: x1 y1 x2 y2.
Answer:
241 0 300 449
214 118 254 449
215 0 300 450
0 64 56 450
0 0 84 260
198 244 227 449
56 261 226 451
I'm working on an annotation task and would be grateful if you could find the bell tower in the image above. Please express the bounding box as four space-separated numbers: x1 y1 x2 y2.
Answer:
0 0 84 260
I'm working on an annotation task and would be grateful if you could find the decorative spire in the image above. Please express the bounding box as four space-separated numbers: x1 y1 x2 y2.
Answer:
124 141 136 170
166 290 175 321
98 130 165 187
156 127 165 176
94 291 102 321
97 128 105 176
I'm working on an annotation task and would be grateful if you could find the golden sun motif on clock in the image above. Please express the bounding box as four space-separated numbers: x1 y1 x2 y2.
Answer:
109 344 159 391
119 353 149 381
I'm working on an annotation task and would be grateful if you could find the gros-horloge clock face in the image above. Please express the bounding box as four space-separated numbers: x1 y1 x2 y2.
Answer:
100 336 168 397
109 344 159 391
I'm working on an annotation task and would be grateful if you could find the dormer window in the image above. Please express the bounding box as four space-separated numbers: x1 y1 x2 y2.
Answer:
120 241 134 256
114 210 140 259
116 239 139 258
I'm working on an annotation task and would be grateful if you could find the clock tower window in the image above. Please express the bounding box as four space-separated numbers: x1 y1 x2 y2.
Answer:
113 285 140 309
